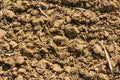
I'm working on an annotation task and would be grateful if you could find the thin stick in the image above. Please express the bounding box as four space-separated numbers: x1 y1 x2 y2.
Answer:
36 0 49 19
101 40 113 71
88 54 120 70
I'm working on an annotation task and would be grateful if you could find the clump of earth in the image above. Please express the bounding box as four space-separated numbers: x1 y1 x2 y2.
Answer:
0 0 120 80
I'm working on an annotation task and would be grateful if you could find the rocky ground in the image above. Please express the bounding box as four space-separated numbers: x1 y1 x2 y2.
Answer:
0 0 120 80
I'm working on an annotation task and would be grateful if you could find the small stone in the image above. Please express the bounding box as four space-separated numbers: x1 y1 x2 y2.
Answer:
18 68 26 74
14 75 24 80
104 31 109 37
64 66 71 73
65 26 79 39
30 59 38 67
15 56 24 65
93 44 104 57
12 22 21 27
0 29 6 38
5 10 15 18
30 9 39 16
53 36 67 46
37 59 52 69
108 34 118 41
70 67 78 74
57 51 70 59
59 72 66 78
64 77 70 80
4 58 15 66
9 41 18 49
2 42 10 50
32 18 40 25
52 64 63 73
89 71 96 77
98 73 109 80
65 16 71 23
106 45 114 53
53 20 64 27
35 67 45 74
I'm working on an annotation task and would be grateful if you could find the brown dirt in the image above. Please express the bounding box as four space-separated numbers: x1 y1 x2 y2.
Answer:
0 0 120 80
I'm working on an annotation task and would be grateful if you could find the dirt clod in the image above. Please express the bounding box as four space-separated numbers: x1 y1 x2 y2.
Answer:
0 0 120 79
65 26 79 39
0 29 6 38
52 64 63 73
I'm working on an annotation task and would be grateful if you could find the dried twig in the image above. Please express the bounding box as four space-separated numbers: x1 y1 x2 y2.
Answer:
35 0 49 19
88 54 120 70
100 40 113 71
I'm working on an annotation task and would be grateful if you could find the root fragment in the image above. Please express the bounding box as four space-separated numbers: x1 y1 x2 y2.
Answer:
100 40 113 71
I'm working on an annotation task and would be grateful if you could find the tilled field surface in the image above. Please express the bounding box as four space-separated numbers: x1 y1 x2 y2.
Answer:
0 0 120 80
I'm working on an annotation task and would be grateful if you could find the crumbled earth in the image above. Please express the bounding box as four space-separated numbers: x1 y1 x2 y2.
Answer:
0 0 120 80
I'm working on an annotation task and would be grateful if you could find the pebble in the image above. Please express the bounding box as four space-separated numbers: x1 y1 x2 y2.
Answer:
65 26 79 38
4 57 15 66
64 66 71 73
108 34 118 41
52 64 63 73
5 10 15 18
18 68 26 74
0 29 6 38
93 44 104 57
15 56 24 65
14 75 24 80
9 41 18 49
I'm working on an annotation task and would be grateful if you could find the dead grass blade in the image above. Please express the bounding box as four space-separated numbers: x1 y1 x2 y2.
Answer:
100 40 113 71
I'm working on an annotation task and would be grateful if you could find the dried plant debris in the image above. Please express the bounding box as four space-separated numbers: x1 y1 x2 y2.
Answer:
0 0 120 80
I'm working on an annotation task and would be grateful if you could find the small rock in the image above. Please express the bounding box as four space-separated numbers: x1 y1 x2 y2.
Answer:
32 18 40 25
106 45 114 53
38 47 48 58
70 67 78 74
57 51 70 59
52 64 63 73
65 16 71 23
88 71 96 77
18 68 26 74
30 59 38 67
0 29 6 38
104 31 109 37
4 58 15 66
53 36 68 46
30 9 39 16
98 73 109 80
64 77 70 80
12 22 21 27
35 67 45 74
2 42 10 50
65 26 79 39
9 41 18 49
64 66 71 73
15 56 24 65
108 34 118 41
5 10 15 18
16 1 30 11
53 20 64 27
59 72 66 78
37 59 52 69
14 75 24 80
92 44 104 57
